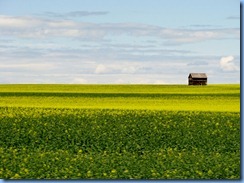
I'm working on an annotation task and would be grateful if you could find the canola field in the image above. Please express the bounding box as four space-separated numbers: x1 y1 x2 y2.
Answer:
0 84 240 179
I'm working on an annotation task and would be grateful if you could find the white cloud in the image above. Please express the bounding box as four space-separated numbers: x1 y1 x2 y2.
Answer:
121 66 137 74
153 80 168 84
0 15 41 28
0 63 54 70
94 64 107 74
115 78 126 84
70 77 87 84
94 63 140 74
219 56 239 71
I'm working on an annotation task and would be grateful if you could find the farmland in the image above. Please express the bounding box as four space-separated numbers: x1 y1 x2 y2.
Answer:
0 84 240 179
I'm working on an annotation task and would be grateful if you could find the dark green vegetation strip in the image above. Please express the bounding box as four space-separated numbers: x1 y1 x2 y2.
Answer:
0 107 240 179
0 84 240 93
0 92 239 98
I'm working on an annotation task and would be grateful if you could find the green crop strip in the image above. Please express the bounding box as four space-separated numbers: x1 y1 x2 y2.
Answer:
0 84 240 179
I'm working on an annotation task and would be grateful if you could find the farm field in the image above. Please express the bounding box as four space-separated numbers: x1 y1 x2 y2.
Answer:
0 84 240 179
0 84 240 111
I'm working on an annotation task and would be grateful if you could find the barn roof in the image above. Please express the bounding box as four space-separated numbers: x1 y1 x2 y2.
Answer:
188 73 207 78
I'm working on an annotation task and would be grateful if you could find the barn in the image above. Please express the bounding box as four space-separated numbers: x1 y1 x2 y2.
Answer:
188 73 207 85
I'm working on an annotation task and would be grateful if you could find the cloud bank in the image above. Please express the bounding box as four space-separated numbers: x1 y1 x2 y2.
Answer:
0 15 240 44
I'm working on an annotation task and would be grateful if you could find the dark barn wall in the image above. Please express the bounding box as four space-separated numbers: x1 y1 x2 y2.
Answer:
188 78 207 85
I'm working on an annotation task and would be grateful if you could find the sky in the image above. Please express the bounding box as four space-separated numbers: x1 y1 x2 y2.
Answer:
0 0 240 84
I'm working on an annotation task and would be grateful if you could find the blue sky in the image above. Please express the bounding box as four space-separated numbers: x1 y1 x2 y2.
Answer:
0 0 240 84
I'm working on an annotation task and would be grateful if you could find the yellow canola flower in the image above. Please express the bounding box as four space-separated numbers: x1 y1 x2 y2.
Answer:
196 170 203 177
124 169 129 173
12 173 21 179
78 149 82 153
86 170 92 177
208 170 213 175
103 173 107 176
111 169 117 174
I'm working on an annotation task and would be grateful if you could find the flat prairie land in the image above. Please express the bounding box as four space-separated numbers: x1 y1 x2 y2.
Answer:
0 84 240 111
0 84 240 179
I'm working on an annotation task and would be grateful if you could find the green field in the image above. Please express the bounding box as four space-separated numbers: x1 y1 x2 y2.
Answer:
0 84 240 111
0 84 240 179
